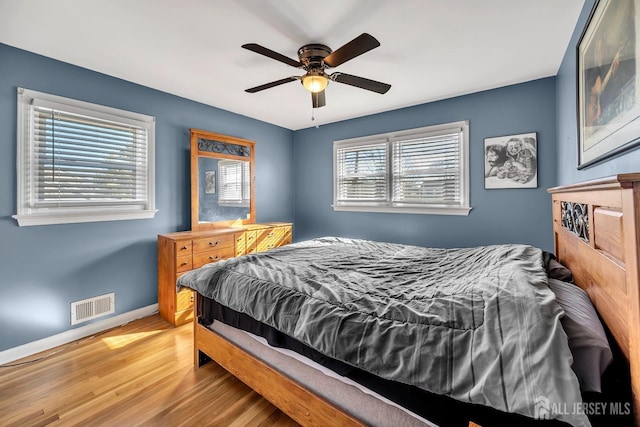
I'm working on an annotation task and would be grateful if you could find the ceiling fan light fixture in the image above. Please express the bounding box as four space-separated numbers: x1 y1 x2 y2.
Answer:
301 72 328 93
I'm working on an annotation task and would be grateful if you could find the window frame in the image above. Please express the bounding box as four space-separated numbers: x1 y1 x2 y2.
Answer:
13 87 157 226
333 121 471 216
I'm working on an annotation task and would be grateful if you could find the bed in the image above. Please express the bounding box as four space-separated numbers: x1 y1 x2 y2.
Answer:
178 173 640 427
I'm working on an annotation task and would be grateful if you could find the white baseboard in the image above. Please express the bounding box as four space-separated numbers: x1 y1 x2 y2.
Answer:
0 304 159 366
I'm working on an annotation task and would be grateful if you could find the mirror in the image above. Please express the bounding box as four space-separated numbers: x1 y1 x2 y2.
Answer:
190 129 255 230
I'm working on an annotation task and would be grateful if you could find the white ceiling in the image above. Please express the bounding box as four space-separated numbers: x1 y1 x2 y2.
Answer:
0 0 584 131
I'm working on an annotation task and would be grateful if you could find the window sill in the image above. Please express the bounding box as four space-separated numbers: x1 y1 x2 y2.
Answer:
13 209 159 227
332 205 472 216
218 203 250 208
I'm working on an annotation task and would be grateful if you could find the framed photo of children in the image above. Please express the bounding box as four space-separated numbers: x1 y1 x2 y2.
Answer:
484 132 537 189
577 0 640 168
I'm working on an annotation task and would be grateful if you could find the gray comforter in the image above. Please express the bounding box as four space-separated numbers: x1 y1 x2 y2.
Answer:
178 237 589 427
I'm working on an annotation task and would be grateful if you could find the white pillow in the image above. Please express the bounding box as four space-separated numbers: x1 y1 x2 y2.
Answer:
548 278 613 393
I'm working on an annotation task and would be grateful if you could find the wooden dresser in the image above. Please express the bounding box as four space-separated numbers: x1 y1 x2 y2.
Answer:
158 222 292 326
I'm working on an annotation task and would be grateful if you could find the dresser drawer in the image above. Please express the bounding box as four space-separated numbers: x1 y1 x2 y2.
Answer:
245 230 257 254
193 246 236 268
176 288 194 311
257 227 286 252
192 234 235 253
236 230 258 256
235 232 247 256
235 232 247 248
175 241 192 255
282 226 292 245
176 255 193 272
255 228 271 252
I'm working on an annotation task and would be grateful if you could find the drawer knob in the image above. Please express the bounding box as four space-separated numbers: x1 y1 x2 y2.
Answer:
181 246 188 250
209 255 221 261
209 240 221 246
181 262 188 266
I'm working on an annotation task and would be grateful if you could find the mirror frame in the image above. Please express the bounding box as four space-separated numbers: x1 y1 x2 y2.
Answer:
190 129 256 230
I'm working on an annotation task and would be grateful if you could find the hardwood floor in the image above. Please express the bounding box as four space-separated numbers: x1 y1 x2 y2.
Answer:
0 315 300 427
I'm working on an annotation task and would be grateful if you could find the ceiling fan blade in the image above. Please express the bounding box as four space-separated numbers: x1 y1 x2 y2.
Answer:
245 76 298 93
312 90 326 108
242 43 302 68
323 33 380 68
331 73 391 94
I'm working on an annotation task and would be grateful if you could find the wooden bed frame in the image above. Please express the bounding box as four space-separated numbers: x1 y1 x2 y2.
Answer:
548 173 640 426
192 173 640 426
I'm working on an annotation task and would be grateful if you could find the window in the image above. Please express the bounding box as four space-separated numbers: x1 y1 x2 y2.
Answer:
218 160 250 207
14 88 157 226
333 121 470 215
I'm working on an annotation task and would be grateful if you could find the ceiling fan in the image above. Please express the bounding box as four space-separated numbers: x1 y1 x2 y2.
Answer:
242 33 391 109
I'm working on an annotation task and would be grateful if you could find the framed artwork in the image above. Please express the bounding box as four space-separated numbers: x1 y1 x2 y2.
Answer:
484 132 537 189
577 0 640 168
205 170 216 194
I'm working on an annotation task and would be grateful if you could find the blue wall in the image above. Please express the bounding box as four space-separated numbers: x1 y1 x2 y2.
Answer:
556 0 640 184
0 44 294 352
293 78 558 251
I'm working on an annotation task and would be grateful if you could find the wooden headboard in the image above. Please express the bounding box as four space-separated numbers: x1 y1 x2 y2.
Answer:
548 173 640 425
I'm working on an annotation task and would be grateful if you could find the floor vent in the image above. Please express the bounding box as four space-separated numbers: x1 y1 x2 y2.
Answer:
71 293 115 325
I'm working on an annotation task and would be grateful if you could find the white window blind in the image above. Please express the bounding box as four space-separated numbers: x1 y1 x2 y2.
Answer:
14 88 157 226
336 142 388 202
32 104 149 207
333 121 470 215
392 132 461 205
218 160 250 206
